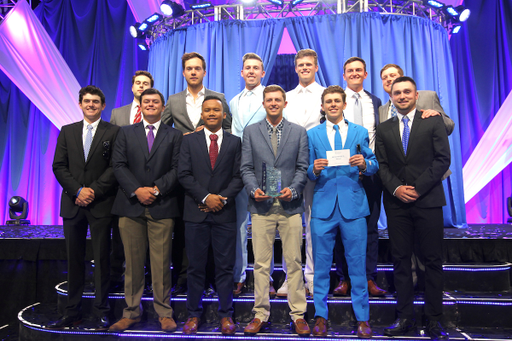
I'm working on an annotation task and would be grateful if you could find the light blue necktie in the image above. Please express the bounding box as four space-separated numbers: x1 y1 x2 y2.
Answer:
333 124 342 150
353 93 363 126
402 116 410 154
390 103 398 118
84 124 93 161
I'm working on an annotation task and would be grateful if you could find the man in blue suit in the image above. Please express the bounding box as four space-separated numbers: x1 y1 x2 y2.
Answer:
178 96 243 335
229 53 275 296
308 85 378 338
334 57 387 298
241 85 310 337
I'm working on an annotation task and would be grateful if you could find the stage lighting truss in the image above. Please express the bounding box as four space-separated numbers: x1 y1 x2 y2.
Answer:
136 0 462 47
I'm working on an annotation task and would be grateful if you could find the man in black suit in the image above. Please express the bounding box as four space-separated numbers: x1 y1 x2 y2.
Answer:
376 77 450 340
50 85 120 330
109 88 182 332
178 96 243 335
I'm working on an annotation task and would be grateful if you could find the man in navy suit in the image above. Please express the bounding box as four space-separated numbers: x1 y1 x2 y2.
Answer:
178 95 243 335
376 77 450 340
307 85 378 337
50 85 119 330
109 88 182 332
241 85 310 336
334 57 387 298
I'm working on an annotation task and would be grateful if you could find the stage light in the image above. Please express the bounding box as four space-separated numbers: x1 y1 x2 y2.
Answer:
444 5 459 17
269 0 284 6
452 25 461 34
291 0 304 6
423 0 444 9
138 22 149 32
456 5 470 22
138 41 149 51
6 196 30 225
146 13 162 23
160 0 185 18
240 0 257 5
190 2 213 9
129 23 142 38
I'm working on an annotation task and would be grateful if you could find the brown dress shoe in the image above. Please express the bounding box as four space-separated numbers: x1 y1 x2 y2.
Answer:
220 317 236 335
233 282 245 297
368 280 387 296
108 317 141 331
292 318 311 336
333 280 349 296
357 321 372 338
269 281 276 298
244 318 268 336
312 317 328 336
159 316 177 332
183 317 199 334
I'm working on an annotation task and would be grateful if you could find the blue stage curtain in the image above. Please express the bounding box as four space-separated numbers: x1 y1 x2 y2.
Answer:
283 13 466 227
148 20 285 103
267 54 298 92
0 0 146 224
450 0 512 224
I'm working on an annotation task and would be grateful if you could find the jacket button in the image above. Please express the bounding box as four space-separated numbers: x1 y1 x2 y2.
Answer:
146 167 150 173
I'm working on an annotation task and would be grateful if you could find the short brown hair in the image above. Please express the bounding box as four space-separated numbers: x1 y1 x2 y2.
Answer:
263 85 286 101
182 52 206 71
242 53 264 71
380 64 404 78
391 76 417 92
321 85 346 104
79 85 105 105
140 88 165 104
343 56 366 73
132 70 154 88
295 49 318 66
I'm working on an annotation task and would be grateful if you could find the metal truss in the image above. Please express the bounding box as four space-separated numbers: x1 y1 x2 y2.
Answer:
145 0 455 45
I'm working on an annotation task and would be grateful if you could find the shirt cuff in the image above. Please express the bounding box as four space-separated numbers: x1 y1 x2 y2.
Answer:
202 193 211 204
289 187 298 200
393 185 403 196
251 188 259 198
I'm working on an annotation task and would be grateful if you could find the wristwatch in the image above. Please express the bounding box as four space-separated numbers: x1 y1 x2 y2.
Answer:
153 187 160 196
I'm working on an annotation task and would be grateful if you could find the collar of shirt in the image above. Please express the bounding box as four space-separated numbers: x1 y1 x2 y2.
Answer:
265 118 284 146
186 86 206 98
325 118 348 149
204 127 224 153
82 118 101 143
242 83 264 98
397 108 416 139
143 119 161 137
130 100 140 124
295 81 323 94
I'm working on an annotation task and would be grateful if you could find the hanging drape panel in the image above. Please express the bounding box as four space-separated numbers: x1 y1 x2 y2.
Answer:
451 0 512 224
0 0 147 225
148 20 285 103
284 13 466 227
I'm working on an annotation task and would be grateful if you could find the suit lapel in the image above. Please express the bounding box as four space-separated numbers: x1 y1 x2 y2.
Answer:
405 110 422 157
259 121 273 156
73 121 86 164
134 123 150 159
275 120 290 163
344 120 356 150
214 130 231 171
390 116 406 159
244 103 263 130
85 120 107 165
148 123 168 160
196 130 212 171
179 90 196 132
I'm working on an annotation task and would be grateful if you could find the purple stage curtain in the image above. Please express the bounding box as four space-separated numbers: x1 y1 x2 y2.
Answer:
450 0 512 223
0 0 147 225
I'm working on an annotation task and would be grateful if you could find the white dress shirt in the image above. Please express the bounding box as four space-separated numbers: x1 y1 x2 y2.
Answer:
130 100 140 124
344 87 376 151
238 84 264 126
186 86 206 128
82 118 101 145
203 127 224 153
397 108 416 140
326 119 348 150
142 118 161 138
284 81 325 131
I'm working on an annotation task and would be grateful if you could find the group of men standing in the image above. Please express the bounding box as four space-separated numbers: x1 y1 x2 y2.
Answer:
50 48 452 340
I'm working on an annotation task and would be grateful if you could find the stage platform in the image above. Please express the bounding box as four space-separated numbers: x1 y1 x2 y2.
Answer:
1 224 512 340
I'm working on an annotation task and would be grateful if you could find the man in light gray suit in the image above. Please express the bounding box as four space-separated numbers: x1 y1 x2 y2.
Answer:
161 52 231 134
241 85 310 337
111 71 154 126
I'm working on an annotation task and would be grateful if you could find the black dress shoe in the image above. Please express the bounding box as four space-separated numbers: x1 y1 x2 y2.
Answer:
384 318 416 336
427 320 449 340
171 284 187 296
204 285 216 298
96 315 111 330
46 315 82 329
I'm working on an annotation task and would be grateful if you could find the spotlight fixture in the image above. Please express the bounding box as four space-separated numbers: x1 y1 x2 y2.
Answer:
269 0 284 6
291 0 304 6
6 196 30 225
451 25 462 34
146 12 163 23
138 41 149 51
129 23 143 38
160 0 185 18
423 0 444 9
455 5 470 22
240 0 257 5
444 5 459 17
190 2 213 9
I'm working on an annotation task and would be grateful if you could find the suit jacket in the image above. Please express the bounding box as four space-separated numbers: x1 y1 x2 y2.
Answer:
111 121 183 219
375 110 451 210
162 88 232 133
178 130 243 223
53 120 120 219
229 88 267 138
365 89 382 128
379 90 455 135
306 120 379 220
240 118 309 215
110 103 132 127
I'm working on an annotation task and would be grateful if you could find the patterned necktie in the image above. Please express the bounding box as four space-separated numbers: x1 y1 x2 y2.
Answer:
333 124 342 150
84 124 93 161
390 103 398 118
209 134 219 169
353 93 363 126
271 126 278 156
134 105 142 124
402 116 410 155
147 125 155 153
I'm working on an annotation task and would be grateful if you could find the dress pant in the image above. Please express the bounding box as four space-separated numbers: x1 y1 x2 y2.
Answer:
386 205 444 320
312 198 369 322
336 174 382 282
185 215 236 318
119 208 174 319
110 216 125 282
172 188 189 288
63 208 112 317
233 190 249 283
251 200 306 322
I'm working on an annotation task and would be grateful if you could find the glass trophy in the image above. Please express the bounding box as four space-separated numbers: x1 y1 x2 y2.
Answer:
262 162 282 197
